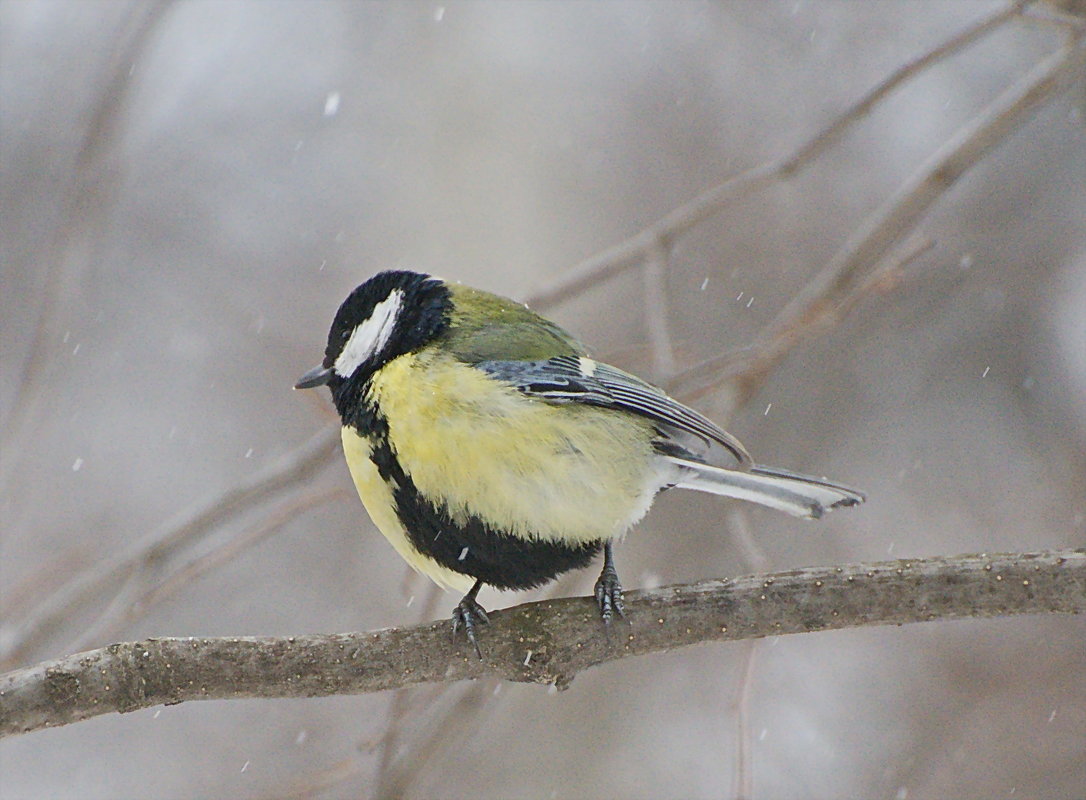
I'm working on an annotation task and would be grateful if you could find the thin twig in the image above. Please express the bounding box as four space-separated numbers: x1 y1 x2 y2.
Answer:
731 641 759 800
641 239 678 380
2 549 1081 738
777 1 1030 173
667 235 934 404
728 508 767 800
0 1 176 488
375 680 501 800
1020 2 1086 32
670 27 1084 402
522 3 1027 312
67 487 347 653
0 427 341 670
1 547 96 618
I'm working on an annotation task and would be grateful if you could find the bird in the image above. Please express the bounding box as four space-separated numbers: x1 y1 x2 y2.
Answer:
295 270 864 654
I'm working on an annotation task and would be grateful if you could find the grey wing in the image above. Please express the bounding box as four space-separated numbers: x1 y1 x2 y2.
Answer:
474 355 752 469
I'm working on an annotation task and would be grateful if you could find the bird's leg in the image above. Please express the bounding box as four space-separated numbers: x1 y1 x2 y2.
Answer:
451 578 489 658
594 542 625 624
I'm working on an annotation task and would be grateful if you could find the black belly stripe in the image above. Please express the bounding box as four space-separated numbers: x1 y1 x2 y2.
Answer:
351 403 601 591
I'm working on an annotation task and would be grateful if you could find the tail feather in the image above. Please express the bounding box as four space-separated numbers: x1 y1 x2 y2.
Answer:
668 459 865 519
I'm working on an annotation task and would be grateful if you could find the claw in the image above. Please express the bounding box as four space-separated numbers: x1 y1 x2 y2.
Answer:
594 568 625 624
451 580 489 658
594 542 626 625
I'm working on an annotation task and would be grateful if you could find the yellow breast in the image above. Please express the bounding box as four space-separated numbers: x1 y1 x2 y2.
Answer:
365 350 660 545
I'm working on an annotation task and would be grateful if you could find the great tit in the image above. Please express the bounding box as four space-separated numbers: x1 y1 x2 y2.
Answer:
296 270 863 653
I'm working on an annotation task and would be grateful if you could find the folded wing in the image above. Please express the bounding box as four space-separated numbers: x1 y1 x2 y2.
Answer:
474 356 865 519
473 355 752 470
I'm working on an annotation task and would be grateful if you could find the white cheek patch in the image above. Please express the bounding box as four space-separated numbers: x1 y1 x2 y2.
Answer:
334 289 404 378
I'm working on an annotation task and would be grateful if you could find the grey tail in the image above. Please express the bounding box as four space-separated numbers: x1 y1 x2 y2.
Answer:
667 458 865 519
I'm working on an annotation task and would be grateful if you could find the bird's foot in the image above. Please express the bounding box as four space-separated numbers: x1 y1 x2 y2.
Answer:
594 565 625 625
452 593 490 658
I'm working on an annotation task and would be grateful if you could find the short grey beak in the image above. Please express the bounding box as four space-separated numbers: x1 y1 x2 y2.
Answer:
294 364 334 389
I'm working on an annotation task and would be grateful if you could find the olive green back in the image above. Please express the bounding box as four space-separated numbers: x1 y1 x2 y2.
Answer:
442 284 587 362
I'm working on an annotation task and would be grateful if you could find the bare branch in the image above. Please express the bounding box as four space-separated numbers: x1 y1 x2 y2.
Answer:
670 26 1084 402
667 235 933 404
640 239 677 379
731 641 760 800
778 1 1029 173
374 680 501 800
0 1 176 487
0 427 340 670
727 508 768 800
3 549 1081 739
66 488 347 653
522 3 1027 311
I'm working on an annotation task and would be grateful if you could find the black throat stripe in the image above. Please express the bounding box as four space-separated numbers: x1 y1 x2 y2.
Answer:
355 405 601 591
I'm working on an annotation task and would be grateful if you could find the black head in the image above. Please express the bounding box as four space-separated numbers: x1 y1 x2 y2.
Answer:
295 270 451 416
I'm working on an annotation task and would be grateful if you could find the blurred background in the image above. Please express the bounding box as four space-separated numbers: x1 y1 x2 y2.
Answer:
2 1 1084 798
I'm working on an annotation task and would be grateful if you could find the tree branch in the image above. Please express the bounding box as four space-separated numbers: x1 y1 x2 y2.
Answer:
0 1 177 486
3 549 1081 738
521 1 1030 311
668 22 1086 402
0 427 341 670
66 487 348 654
